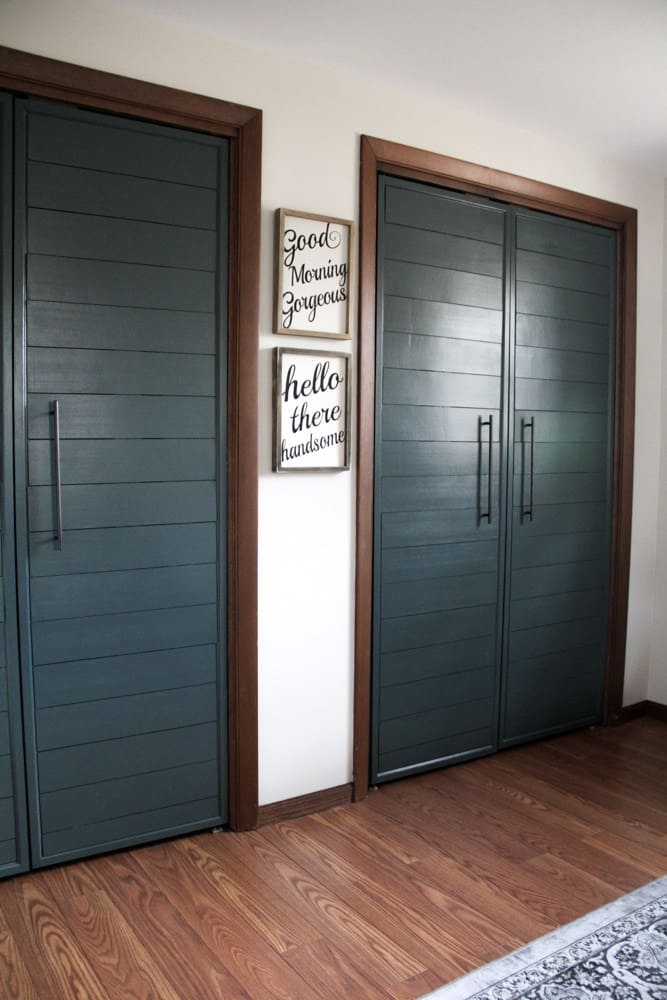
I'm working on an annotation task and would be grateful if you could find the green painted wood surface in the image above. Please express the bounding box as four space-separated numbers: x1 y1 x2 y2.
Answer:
13 99 229 867
372 178 615 781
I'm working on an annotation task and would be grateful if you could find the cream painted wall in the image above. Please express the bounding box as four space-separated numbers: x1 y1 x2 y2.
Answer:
1 0 664 803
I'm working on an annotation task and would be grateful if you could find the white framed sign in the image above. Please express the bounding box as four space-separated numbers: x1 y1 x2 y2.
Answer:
273 347 350 472
274 208 353 339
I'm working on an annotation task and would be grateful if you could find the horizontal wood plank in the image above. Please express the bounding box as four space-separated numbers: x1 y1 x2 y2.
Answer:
515 346 609 384
28 347 214 396
28 393 215 439
36 682 218 750
380 697 494 754
383 509 498 548
29 208 216 270
385 185 505 244
384 332 501 376
381 604 496 653
510 588 606 631
38 722 218 793
515 377 608 412
515 314 610 354
384 224 503 277
517 282 610 325
380 635 496 686
384 296 502 342
27 256 214 312
380 665 496 721
378 726 493 776
28 111 220 187
41 760 219 833
27 301 215 355
31 603 217 664
34 644 216 708
42 796 221 858
29 438 215 485
384 259 503 310
512 529 607 567
382 405 501 443
381 539 499 582
516 215 613 265
383 441 500 477
31 563 216 621
516 250 609 295
29 481 216 531
384 369 501 408
28 161 216 229
30 522 216 576
382 571 497 618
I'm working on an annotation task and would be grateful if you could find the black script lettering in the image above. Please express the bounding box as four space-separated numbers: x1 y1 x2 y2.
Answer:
290 400 343 433
283 221 341 270
282 287 347 329
281 363 301 402
289 260 348 288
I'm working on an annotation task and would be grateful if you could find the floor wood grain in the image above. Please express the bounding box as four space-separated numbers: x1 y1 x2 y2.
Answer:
0 719 664 998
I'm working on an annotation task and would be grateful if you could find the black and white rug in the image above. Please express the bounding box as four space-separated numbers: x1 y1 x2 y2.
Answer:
422 875 667 999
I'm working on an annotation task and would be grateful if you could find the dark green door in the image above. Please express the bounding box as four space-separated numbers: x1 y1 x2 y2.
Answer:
0 93 29 876
372 177 508 782
14 100 228 865
372 177 615 782
501 209 614 744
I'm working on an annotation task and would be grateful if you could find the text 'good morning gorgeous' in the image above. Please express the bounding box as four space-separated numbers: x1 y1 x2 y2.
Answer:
281 221 348 329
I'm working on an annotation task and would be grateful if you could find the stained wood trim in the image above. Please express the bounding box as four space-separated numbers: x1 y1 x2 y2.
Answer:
0 45 257 134
620 700 667 723
257 784 353 827
0 46 261 831
354 134 637 800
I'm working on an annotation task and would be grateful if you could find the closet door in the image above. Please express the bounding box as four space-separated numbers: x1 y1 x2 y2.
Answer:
0 93 29 876
371 177 507 782
14 100 228 865
502 211 615 744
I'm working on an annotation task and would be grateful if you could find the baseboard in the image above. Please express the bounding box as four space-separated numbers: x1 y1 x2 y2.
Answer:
619 700 667 723
257 783 353 827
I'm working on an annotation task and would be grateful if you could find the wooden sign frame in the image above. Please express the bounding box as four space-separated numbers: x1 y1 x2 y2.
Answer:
274 208 353 339
273 347 351 472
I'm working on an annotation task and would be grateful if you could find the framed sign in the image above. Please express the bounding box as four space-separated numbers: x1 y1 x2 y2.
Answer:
275 208 353 338
273 347 351 472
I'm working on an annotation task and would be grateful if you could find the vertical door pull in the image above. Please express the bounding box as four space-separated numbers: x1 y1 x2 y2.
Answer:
521 416 535 522
53 400 64 550
478 414 493 525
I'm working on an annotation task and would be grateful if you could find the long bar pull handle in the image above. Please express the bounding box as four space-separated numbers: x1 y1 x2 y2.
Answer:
521 416 535 522
53 399 64 550
478 414 493 525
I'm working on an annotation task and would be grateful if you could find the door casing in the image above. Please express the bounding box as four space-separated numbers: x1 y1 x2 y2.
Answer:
0 44 261 832
354 135 637 800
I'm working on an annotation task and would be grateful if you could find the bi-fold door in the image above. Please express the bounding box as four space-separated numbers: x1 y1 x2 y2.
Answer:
0 94 229 874
372 175 615 783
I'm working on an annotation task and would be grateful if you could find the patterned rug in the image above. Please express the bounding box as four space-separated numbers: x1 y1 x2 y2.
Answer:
421 876 667 999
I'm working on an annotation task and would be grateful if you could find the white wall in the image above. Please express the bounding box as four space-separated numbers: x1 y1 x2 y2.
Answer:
1 0 664 803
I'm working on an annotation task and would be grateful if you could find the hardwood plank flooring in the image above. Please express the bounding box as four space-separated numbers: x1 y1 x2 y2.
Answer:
0 719 664 998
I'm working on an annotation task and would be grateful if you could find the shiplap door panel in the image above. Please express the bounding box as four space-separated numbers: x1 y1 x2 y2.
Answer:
372 178 507 783
14 99 229 866
501 211 614 744
372 177 616 784
0 93 30 876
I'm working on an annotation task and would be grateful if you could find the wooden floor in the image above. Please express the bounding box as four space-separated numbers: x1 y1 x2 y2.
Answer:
0 719 664 998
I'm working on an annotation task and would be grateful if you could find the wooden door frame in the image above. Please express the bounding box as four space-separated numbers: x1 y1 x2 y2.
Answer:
0 45 261 831
354 134 637 801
